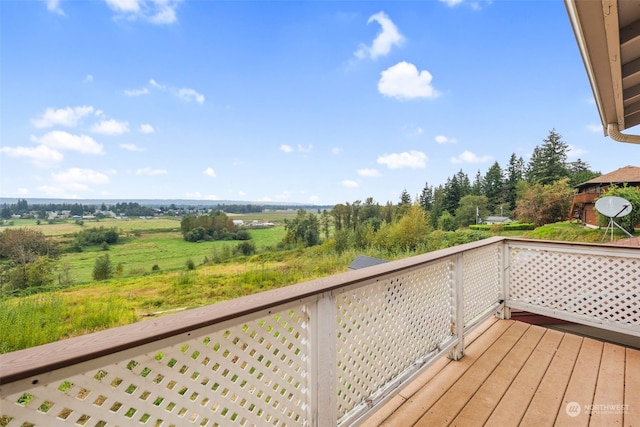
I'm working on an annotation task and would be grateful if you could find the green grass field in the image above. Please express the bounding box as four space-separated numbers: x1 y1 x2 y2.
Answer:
2 214 294 285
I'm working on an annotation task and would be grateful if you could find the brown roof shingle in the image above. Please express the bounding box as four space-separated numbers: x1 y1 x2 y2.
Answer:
577 165 640 188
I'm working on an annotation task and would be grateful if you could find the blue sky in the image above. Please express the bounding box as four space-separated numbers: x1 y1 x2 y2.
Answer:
1 0 639 206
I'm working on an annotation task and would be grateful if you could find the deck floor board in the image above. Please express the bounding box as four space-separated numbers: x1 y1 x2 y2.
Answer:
447 323 546 426
363 319 636 427
519 332 583 426
624 347 640 427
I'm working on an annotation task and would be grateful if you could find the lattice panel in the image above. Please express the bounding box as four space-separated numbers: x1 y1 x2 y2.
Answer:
463 244 501 327
509 246 640 326
334 259 454 419
1 307 310 427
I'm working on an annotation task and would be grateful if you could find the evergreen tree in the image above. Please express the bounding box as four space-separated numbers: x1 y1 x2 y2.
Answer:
471 170 484 196
418 182 434 212
526 129 571 185
483 161 505 213
429 185 446 229
505 153 526 211
442 170 470 214
399 189 412 205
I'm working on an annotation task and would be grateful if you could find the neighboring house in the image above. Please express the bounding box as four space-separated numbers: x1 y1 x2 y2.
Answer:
569 165 640 226
484 216 512 225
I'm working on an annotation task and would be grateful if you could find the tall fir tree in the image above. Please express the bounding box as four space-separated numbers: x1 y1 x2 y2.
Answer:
505 153 526 211
483 161 505 213
526 129 571 185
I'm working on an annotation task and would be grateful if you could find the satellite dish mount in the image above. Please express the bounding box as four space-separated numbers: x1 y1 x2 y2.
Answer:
595 196 634 241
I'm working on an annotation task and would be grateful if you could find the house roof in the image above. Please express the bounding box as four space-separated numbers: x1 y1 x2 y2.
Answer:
576 165 640 188
348 255 388 270
565 0 640 143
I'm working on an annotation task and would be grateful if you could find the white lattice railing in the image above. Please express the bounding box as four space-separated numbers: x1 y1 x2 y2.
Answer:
1 237 638 427
506 238 640 336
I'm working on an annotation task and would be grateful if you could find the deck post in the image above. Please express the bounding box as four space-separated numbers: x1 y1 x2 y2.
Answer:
309 291 337 427
498 240 511 320
448 253 465 361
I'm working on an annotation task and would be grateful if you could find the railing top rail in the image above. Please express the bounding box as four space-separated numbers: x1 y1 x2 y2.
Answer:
505 236 640 254
0 236 506 386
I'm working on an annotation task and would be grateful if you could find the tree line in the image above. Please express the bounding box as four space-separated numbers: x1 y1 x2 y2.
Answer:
2 129 638 296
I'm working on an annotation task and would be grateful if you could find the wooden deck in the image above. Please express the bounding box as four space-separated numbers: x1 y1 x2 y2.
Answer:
362 318 639 427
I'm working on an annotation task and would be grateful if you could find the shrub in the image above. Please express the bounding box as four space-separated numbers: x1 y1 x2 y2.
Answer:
185 259 196 270
235 229 252 240
236 241 256 256
93 254 113 281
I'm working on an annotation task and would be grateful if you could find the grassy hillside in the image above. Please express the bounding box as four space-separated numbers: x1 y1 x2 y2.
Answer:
0 219 631 353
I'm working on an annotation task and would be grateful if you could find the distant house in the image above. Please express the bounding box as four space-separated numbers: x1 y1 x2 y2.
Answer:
569 165 640 227
484 216 512 225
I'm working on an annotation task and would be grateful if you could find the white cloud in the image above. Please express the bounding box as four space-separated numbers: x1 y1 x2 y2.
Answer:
280 144 312 153
450 150 492 164
44 0 65 15
378 62 440 100
149 78 165 89
342 180 359 188
332 147 342 155
91 119 130 135
377 150 428 169
140 123 155 133
136 167 167 176
141 79 205 104
0 145 63 168
587 124 602 133
105 0 180 24
31 106 95 128
439 0 464 6
308 195 320 203
355 11 404 60
85 74 94 82
435 135 457 144
567 144 588 159
438 0 487 10
204 167 216 177
32 130 104 154
358 168 382 177
125 87 150 96
178 88 205 104
105 0 140 12
49 168 110 193
120 143 145 152
149 2 178 24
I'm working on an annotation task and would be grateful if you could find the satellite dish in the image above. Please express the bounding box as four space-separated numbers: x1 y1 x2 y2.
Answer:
595 196 632 218
595 196 634 241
